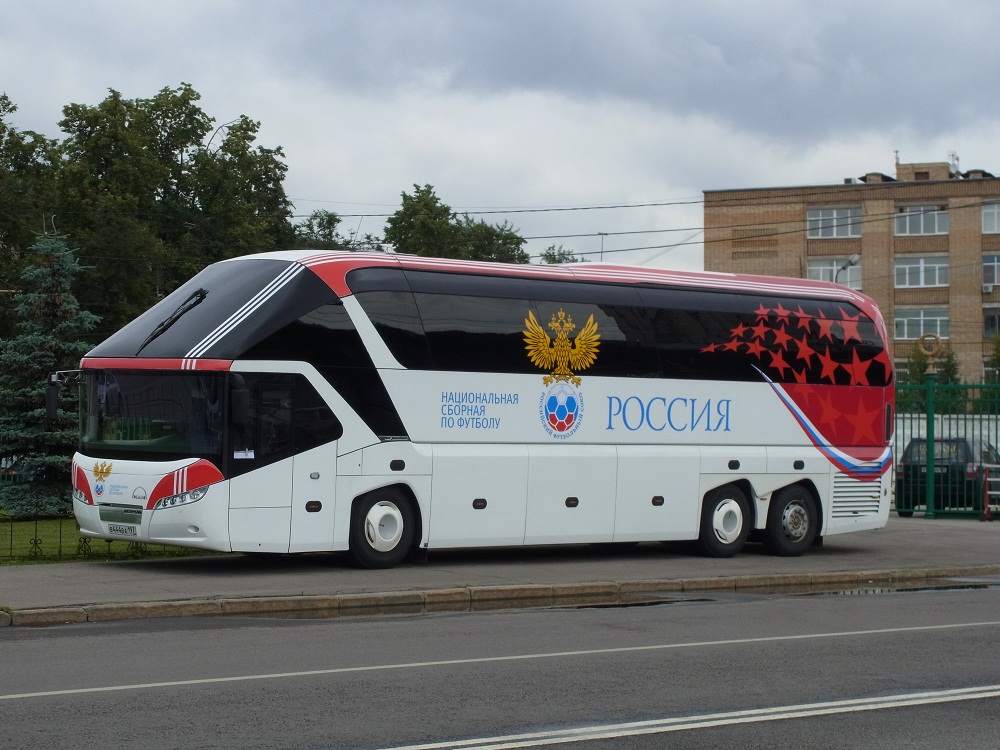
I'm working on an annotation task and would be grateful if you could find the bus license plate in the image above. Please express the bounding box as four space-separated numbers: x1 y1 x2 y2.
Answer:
107 524 137 537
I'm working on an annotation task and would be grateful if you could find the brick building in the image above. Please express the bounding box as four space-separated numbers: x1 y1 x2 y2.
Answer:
703 160 1000 382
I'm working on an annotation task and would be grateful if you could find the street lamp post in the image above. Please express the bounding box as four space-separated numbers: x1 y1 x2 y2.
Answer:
834 254 861 285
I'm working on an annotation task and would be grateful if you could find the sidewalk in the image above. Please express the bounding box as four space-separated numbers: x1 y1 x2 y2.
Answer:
3 516 999 627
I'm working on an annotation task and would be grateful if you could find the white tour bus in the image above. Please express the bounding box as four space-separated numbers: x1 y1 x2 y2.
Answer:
51 251 894 567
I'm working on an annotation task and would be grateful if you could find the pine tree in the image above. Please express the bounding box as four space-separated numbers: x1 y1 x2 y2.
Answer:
0 230 99 517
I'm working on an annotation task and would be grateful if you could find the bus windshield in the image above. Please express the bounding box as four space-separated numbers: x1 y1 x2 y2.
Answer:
80 370 226 462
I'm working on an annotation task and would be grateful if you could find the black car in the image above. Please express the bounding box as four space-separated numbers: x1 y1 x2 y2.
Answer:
895 437 1000 516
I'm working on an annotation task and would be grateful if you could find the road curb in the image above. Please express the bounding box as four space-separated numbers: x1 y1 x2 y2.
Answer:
4 565 1000 627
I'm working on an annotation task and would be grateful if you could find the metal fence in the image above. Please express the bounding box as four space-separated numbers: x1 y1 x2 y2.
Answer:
0 511 205 561
895 382 1000 519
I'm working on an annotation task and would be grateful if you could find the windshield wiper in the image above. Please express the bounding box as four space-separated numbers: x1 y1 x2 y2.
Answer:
136 289 208 355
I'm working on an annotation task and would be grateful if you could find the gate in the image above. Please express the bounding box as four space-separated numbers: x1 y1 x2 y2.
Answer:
895 382 1000 518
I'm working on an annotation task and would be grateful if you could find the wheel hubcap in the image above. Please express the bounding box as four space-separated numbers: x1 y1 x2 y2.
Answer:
364 501 404 552
712 498 744 544
780 502 809 541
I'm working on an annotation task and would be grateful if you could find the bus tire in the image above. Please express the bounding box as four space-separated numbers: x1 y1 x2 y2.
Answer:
698 485 750 558
349 490 415 569
763 485 818 557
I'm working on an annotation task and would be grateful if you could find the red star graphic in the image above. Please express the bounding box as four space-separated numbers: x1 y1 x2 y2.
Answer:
751 321 770 340
817 346 840 382
754 303 771 322
723 338 742 352
844 400 881 444
730 322 749 339
700 343 719 353
769 349 791 378
772 325 793 350
794 334 817 367
815 391 846 432
815 310 839 342
792 306 812 333
791 367 808 384
773 303 791 326
746 339 764 358
873 348 892 377
839 308 863 344
842 349 872 386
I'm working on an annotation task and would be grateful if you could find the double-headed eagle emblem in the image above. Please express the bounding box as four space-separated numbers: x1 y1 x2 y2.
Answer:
93 461 112 482
523 309 600 386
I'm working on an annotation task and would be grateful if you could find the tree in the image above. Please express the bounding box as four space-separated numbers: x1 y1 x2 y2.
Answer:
294 209 348 249
540 244 583 264
986 337 1000 382
0 230 99 517
902 343 960 385
458 216 529 263
383 184 528 263
0 94 60 338
383 184 461 258
55 84 295 332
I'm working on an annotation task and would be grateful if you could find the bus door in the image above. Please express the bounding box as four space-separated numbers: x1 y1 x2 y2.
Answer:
228 373 342 553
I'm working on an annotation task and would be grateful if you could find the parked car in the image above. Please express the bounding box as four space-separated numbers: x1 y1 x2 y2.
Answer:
895 437 1000 516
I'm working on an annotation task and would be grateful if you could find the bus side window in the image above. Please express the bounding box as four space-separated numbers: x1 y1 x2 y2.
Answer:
230 374 343 475
256 383 294 458
293 376 343 450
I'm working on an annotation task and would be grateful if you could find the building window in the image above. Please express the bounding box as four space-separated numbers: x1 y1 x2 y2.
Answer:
806 207 861 238
895 256 949 288
984 256 1000 284
895 308 949 339
806 258 862 290
985 309 1000 339
895 205 949 236
984 204 1000 234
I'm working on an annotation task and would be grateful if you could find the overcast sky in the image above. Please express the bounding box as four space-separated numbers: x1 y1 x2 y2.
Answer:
3 0 999 270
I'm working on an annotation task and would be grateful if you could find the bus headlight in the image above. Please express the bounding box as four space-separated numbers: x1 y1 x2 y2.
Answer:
153 486 209 510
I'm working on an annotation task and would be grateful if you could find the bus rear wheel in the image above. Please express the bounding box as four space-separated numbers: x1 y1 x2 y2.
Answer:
349 490 415 569
698 485 750 558
763 485 818 557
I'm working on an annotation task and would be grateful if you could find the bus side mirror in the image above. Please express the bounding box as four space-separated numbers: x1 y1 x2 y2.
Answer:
46 380 60 419
231 387 250 427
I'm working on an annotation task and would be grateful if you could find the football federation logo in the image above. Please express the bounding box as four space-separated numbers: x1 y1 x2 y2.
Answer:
524 309 600 437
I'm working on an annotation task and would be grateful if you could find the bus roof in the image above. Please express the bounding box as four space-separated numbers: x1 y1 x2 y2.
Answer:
242 249 876 309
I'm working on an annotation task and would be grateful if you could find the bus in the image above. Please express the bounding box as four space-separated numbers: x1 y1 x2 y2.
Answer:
49 250 894 568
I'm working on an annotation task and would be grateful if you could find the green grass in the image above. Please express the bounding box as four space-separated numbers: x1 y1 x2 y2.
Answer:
0 516 218 564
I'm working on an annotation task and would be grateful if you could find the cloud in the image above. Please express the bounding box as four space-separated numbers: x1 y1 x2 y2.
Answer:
3 0 1000 272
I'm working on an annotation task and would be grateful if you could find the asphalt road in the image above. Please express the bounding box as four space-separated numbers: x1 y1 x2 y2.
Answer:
2 584 999 749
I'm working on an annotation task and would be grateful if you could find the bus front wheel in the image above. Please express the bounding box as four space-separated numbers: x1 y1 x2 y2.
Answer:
698 485 750 558
763 486 818 557
349 490 415 569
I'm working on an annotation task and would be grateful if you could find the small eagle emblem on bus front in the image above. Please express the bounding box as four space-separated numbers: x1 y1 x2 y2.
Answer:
93 461 112 482
523 309 600 386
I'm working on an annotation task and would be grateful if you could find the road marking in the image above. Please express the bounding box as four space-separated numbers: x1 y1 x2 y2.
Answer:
377 685 1000 749
3 619 1000 701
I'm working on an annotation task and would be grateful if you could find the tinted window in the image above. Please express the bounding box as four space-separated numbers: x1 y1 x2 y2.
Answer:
243 302 408 440
229 374 343 477
89 260 338 360
352 290 433 369
348 268 889 386
79 371 225 462
414 291 537 373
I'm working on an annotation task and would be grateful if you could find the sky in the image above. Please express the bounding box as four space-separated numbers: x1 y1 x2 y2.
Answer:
3 0 1000 270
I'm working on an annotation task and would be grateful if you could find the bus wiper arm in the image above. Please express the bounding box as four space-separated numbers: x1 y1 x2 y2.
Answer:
136 289 208 355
